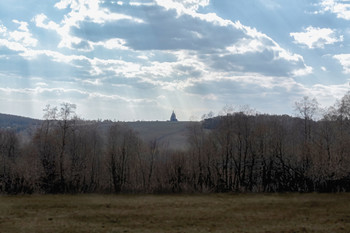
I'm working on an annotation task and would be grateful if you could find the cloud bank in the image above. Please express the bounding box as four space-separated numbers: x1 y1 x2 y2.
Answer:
0 0 349 120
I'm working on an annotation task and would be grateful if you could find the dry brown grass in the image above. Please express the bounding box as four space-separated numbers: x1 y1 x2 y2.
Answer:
0 193 349 233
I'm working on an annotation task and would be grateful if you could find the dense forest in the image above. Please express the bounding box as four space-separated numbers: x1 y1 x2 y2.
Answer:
1 94 350 194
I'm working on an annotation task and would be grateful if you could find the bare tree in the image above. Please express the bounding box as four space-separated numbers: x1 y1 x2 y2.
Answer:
0 130 19 192
57 103 76 192
106 123 140 193
294 96 319 141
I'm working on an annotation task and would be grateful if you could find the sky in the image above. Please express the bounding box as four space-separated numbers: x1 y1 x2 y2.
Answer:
1 0 350 121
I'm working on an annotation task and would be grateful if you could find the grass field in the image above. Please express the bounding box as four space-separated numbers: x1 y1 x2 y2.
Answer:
0 193 349 233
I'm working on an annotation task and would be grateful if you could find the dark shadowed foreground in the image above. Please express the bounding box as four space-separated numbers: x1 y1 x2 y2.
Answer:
0 193 349 233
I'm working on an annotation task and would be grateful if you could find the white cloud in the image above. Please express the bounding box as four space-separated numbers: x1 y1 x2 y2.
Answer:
88 92 154 104
226 35 302 64
291 65 313 76
43 0 310 78
1 3 310 96
333 54 350 73
34 14 60 31
202 93 217 100
0 0 325 120
0 38 27 52
319 0 350 20
13 20 29 32
7 20 38 47
0 86 85 96
290 26 343 49
19 48 87 64
55 0 144 23
173 0 209 11
54 0 73 9
0 34 140 78
0 24 7 34
0 86 152 104
129 1 155 7
227 38 265 54
36 82 48 87
94 38 128 50
36 0 144 50
155 0 221 25
81 79 102 86
9 31 37 47
308 82 350 107
137 55 149 60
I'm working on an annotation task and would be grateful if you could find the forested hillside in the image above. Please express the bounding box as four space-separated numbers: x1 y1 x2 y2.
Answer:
0 114 191 150
0 114 40 131
1 93 350 194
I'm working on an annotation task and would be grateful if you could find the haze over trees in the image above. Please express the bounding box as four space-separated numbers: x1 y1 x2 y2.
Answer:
1 93 350 194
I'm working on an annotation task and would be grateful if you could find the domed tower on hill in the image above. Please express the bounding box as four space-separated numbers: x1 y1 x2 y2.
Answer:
170 111 178 122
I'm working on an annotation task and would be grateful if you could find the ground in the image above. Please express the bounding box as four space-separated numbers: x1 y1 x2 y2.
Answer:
0 193 349 233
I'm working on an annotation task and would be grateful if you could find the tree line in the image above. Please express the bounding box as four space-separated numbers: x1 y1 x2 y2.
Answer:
1 94 350 194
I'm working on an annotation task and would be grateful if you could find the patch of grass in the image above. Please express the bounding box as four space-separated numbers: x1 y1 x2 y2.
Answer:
0 193 349 232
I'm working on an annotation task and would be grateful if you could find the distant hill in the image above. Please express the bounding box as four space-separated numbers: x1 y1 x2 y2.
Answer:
125 121 194 151
0 113 194 150
0 113 41 132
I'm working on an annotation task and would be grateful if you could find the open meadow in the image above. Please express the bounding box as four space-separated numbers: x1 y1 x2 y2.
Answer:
0 193 349 233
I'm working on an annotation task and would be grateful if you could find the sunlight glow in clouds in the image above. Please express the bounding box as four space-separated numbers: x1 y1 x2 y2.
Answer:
0 0 349 120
